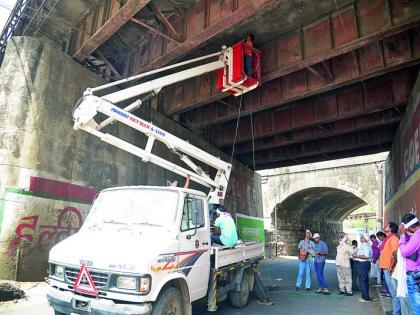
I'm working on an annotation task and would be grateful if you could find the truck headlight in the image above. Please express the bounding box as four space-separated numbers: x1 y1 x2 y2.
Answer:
55 265 64 279
139 277 151 293
117 276 137 290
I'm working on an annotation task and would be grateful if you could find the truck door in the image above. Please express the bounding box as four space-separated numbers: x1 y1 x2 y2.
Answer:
179 195 210 301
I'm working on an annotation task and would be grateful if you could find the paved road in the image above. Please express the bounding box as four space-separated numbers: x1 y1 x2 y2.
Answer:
193 257 381 315
0 257 381 315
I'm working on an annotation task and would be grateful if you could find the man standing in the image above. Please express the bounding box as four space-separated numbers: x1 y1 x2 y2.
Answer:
380 222 401 315
313 233 330 295
353 234 372 303
296 229 315 291
377 231 391 298
399 213 420 315
243 34 255 77
370 234 382 287
336 233 355 296
350 240 361 291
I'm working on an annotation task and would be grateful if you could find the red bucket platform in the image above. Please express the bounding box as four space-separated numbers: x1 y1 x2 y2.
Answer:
217 41 261 96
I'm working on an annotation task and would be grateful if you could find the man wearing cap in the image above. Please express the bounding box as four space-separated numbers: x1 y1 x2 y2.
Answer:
211 206 238 247
399 213 420 314
313 233 330 295
336 233 355 296
296 229 315 291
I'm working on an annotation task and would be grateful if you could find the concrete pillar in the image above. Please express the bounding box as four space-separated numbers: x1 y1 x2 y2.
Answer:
375 162 384 231
0 37 262 281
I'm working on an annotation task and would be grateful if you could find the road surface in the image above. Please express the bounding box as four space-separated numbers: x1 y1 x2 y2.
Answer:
0 257 381 315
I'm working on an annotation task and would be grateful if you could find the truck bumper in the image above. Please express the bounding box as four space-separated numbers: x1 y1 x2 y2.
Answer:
47 287 152 315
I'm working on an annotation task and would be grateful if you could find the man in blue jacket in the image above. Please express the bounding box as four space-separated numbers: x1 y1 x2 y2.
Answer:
313 233 330 295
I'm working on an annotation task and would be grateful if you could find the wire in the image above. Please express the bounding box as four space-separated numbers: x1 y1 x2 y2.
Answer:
33 0 60 36
250 108 256 171
0 0 13 11
229 94 243 166
22 0 48 35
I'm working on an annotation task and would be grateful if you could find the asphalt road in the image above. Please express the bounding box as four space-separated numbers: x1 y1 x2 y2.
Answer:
0 257 381 315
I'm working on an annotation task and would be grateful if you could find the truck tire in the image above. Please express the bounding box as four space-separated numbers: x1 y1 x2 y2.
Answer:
229 272 250 308
54 311 66 315
152 287 183 315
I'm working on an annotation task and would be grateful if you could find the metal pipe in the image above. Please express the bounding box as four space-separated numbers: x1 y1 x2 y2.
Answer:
89 51 222 93
376 162 384 230
102 60 224 104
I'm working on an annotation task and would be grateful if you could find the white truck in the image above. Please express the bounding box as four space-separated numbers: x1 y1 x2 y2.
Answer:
47 44 267 315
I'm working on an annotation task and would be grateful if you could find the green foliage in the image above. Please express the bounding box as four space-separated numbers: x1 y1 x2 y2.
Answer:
343 204 376 230
343 218 376 230
352 204 375 214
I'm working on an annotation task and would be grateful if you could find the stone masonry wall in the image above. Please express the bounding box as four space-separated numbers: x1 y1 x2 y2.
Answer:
260 154 386 257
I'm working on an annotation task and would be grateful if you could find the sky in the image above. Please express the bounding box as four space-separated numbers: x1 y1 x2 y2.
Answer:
0 0 17 33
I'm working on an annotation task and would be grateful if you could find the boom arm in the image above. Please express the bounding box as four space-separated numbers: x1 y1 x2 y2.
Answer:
73 47 234 204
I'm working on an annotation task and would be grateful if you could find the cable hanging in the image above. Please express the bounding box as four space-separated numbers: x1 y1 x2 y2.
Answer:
229 94 243 166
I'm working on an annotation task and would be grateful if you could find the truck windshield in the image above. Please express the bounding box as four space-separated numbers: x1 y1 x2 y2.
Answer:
83 189 179 230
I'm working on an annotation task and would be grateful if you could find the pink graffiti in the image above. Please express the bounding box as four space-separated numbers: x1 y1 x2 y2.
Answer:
7 207 83 257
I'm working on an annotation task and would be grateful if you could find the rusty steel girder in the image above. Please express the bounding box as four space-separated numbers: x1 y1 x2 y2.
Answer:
238 125 397 169
209 68 417 147
161 0 420 117
185 28 420 129
124 0 280 77
73 0 151 62
231 106 404 155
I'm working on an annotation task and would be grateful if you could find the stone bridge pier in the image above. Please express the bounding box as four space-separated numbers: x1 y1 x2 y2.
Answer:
261 154 386 256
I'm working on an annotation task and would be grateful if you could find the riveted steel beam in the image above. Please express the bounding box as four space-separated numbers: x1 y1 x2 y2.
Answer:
161 0 420 117
73 0 151 62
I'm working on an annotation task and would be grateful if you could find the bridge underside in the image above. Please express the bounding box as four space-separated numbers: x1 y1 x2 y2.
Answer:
6 0 420 169
273 187 366 256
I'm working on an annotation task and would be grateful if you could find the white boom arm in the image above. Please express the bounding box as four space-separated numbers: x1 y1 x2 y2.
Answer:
73 47 233 204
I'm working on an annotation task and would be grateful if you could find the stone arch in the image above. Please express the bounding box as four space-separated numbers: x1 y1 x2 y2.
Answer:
272 187 369 256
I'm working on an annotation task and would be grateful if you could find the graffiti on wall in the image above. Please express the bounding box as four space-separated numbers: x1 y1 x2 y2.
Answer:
7 206 83 257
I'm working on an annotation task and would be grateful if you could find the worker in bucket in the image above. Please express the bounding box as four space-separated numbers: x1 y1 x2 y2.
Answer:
211 205 238 247
243 34 255 77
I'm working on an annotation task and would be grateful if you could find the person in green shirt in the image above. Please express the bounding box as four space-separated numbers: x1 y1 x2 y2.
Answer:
211 206 238 247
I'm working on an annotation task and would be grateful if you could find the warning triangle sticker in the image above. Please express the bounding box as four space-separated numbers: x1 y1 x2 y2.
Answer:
74 264 98 295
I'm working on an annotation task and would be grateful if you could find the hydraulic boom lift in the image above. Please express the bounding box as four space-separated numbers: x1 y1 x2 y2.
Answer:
73 43 261 204
47 43 267 315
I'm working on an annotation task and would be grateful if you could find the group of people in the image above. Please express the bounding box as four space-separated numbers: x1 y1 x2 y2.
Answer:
369 214 420 315
294 213 420 315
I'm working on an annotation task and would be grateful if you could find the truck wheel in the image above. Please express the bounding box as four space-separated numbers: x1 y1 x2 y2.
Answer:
229 272 250 308
54 311 66 315
152 287 183 315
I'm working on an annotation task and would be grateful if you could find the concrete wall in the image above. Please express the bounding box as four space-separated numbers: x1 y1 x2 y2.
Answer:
260 154 386 256
384 71 420 223
0 36 261 281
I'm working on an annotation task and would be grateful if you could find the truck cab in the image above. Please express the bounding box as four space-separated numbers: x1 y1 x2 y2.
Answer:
48 186 212 314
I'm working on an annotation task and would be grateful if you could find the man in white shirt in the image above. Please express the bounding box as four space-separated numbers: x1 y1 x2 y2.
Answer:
353 234 372 302
336 233 355 295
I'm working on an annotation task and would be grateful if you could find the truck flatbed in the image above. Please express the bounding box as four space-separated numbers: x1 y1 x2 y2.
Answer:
211 241 264 269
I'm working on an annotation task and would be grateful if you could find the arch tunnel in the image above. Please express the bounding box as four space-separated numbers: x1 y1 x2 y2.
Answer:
272 187 368 257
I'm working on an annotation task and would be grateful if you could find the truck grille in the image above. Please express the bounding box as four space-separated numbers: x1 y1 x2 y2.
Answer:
65 267 108 289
